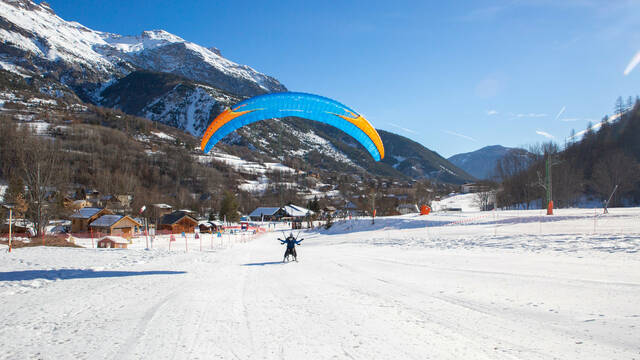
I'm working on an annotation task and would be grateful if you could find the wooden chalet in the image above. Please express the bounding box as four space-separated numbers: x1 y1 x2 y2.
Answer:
70 207 112 233
97 236 129 249
89 215 142 239
249 207 282 221
158 211 198 233
198 221 221 233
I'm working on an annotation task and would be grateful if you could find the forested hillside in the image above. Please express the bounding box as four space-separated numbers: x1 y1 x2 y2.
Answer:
495 97 640 208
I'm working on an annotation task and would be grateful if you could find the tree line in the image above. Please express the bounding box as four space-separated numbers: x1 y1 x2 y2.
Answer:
494 97 640 209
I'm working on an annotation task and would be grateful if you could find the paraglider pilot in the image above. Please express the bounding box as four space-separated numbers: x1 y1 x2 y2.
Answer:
279 233 303 262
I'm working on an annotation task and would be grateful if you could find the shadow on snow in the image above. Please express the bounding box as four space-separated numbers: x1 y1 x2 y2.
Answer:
0 269 186 282
242 261 286 266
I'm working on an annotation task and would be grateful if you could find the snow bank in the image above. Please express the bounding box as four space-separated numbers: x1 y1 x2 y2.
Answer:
1 208 639 359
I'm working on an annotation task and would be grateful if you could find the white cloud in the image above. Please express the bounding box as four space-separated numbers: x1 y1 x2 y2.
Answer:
536 130 555 139
624 51 640 76
559 117 580 122
487 110 498 115
516 113 548 118
387 122 417 134
443 130 478 142
554 106 566 120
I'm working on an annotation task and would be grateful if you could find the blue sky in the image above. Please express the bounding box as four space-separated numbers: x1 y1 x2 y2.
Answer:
46 0 640 157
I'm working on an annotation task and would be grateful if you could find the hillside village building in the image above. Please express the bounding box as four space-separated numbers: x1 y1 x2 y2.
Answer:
249 207 282 221
70 207 112 233
158 211 198 233
89 215 142 239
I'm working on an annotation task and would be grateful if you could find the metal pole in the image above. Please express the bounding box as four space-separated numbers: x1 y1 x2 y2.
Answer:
603 184 618 214
145 218 149 249
8 208 12 253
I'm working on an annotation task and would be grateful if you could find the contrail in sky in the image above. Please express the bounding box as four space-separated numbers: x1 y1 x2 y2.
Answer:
387 122 417 134
536 130 554 139
624 51 640 76
554 106 566 120
443 130 477 142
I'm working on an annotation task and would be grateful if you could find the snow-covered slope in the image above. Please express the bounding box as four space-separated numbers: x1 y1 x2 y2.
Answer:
0 0 286 97
98 30 286 96
0 0 115 72
567 112 622 141
2 208 639 359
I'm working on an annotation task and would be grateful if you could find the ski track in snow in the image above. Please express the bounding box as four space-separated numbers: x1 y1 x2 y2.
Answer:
1 208 639 359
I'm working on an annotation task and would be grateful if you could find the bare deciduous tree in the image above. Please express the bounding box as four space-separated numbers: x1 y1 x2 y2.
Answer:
592 151 640 207
16 132 61 236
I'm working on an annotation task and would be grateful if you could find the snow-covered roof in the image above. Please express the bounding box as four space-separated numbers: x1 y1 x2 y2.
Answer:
249 207 281 217
90 215 123 227
153 203 172 209
159 211 197 225
70 207 104 219
282 205 313 217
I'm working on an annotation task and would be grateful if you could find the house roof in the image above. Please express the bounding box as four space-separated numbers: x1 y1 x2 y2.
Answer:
90 215 123 227
100 195 120 202
70 207 104 219
282 204 313 217
153 203 172 209
159 211 198 225
249 207 281 217
199 221 222 228
91 215 142 228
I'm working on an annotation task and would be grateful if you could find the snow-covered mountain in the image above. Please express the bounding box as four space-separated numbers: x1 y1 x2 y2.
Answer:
0 0 285 99
99 70 240 136
448 145 528 180
0 0 474 184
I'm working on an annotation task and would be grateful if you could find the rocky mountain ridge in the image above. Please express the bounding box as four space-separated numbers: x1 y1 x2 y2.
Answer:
0 0 474 184
448 145 528 180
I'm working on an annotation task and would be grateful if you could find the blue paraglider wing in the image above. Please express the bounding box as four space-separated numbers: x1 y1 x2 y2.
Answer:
200 92 384 161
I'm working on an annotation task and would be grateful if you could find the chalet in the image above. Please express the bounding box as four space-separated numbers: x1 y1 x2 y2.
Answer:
152 203 173 222
281 204 313 219
115 194 132 208
89 215 143 239
461 183 491 194
85 189 100 200
70 207 112 233
98 195 124 213
249 207 282 221
158 211 198 233
198 221 222 233
97 236 129 249
0 220 31 236
322 206 337 215
396 204 419 215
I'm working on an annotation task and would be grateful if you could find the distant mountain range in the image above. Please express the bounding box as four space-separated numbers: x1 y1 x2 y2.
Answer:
448 145 528 180
0 0 474 184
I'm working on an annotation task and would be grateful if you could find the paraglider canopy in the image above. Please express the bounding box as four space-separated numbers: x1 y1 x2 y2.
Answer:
200 92 385 161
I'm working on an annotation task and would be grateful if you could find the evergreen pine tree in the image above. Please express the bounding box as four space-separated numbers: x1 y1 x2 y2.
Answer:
218 191 240 223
